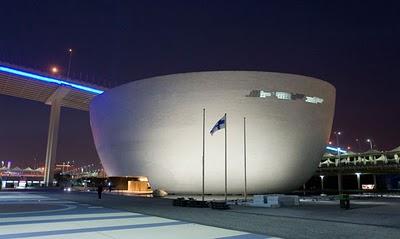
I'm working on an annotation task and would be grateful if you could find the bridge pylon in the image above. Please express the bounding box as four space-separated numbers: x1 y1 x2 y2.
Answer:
44 87 70 187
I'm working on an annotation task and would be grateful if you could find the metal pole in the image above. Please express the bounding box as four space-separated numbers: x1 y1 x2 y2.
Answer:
243 117 247 201
224 113 227 203
336 132 341 167
67 49 72 78
202 108 205 201
336 134 340 147
356 139 361 152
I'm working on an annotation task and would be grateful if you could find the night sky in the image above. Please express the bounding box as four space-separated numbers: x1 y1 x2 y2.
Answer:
1 1 399 168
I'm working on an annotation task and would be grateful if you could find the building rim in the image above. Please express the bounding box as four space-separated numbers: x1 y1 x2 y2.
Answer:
102 70 336 94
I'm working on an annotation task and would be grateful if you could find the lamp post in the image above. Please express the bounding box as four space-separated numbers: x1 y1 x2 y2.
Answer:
67 49 72 78
355 138 361 153
334 131 342 166
334 131 342 146
366 139 373 150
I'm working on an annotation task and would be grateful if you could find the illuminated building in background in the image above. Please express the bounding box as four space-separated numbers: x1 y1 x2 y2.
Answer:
90 71 335 194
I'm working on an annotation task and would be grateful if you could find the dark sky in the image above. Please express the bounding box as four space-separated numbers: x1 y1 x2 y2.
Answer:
1 1 399 167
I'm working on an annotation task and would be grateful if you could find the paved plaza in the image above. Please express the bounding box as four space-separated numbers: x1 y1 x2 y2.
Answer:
1 191 400 238
0 191 273 239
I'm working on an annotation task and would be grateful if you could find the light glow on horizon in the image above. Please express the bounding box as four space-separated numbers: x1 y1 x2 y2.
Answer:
0 65 104 94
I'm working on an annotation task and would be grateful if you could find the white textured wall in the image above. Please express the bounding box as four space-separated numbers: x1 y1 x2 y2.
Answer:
90 71 335 194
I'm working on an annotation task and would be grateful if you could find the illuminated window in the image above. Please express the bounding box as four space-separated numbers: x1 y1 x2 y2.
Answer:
305 96 324 104
275 91 291 100
246 89 324 105
260 90 272 98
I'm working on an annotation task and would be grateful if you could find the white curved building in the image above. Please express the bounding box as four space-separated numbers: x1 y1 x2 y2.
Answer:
90 71 335 194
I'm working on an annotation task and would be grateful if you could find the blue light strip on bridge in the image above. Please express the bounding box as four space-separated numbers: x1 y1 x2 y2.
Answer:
326 146 347 154
0 66 104 94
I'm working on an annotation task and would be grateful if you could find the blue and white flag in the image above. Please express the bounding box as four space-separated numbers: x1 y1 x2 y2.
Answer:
210 115 226 135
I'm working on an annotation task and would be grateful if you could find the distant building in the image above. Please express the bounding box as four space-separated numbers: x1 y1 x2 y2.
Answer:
0 166 44 188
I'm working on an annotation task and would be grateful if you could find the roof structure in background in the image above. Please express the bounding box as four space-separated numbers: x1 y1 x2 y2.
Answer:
0 61 107 111
390 146 400 153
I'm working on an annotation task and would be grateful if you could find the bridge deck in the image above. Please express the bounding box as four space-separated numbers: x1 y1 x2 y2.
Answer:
0 62 106 111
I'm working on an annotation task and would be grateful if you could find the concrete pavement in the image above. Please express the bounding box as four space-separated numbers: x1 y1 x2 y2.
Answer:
0 191 275 239
2 190 400 238
50 191 400 239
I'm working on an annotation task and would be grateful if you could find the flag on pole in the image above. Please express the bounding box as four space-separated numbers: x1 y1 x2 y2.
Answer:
210 115 226 135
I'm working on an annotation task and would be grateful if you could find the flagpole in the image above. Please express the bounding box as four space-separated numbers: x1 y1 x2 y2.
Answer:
243 117 247 201
224 113 227 203
202 108 205 201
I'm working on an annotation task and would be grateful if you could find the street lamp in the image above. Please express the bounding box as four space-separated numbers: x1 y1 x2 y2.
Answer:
366 139 373 150
50 66 59 74
67 48 73 78
334 131 342 166
334 131 342 147
355 138 361 152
